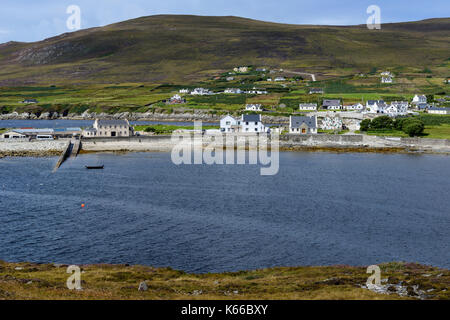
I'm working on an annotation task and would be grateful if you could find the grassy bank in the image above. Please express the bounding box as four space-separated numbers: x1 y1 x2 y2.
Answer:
134 124 218 134
0 261 448 300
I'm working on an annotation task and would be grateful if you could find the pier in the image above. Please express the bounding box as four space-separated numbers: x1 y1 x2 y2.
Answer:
52 139 81 172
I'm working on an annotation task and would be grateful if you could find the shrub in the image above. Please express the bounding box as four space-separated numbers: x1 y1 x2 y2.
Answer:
360 119 371 131
403 121 424 137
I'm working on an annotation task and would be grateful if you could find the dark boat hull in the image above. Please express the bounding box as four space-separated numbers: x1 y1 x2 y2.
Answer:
85 165 104 170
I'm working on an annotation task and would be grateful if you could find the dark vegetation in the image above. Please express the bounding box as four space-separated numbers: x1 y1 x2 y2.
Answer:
360 116 425 137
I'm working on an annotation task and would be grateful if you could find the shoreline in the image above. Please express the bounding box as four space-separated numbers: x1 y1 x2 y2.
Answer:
1 143 449 158
0 260 448 300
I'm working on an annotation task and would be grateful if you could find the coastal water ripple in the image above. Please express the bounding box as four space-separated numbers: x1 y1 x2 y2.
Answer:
0 152 449 272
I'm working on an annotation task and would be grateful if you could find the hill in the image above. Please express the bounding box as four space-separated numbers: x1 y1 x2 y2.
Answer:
0 15 449 85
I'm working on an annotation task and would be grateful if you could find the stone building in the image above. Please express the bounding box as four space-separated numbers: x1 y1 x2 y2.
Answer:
83 119 132 138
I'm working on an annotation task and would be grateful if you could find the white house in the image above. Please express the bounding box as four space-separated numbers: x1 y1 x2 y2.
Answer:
226 76 234 81
245 104 263 111
381 76 393 84
322 99 342 110
233 66 248 73
428 107 450 115
224 88 242 94
274 77 286 82
412 94 427 104
381 71 393 77
240 114 266 133
220 115 238 132
309 88 323 94
190 88 212 95
245 87 268 95
344 103 364 111
385 101 409 116
299 103 318 111
220 114 266 133
289 116 317 134
365 100 387 113
179 89 189 94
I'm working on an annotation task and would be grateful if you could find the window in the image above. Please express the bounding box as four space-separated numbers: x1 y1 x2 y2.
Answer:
246 122 249 125
226 121 230 125
245 128 249 131
255 128 257 131
254 122 257 125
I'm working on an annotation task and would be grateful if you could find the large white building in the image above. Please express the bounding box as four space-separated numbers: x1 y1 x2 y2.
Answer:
428 107 450 115
83 119 132 138
219 114 266 133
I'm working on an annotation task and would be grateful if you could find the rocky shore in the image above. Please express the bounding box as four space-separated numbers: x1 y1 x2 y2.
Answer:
0 110 289 123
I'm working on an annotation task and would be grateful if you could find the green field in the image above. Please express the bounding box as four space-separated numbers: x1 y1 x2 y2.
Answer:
134 124 218 134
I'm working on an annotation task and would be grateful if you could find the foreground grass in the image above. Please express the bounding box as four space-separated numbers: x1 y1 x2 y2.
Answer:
0 261 448 300
134 124 218 134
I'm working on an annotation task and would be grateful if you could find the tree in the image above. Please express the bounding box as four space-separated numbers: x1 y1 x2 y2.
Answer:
360 119 371 131
371 116 393 129
403 121 424 137
394 118 406 130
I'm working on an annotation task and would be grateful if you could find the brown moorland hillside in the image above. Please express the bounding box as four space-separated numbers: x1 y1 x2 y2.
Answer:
0 15 448 85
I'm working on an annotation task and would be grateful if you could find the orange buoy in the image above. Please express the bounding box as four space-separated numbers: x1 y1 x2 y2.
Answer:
81 204 85 208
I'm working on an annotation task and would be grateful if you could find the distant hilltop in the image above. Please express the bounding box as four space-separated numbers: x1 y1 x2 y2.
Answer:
0 15 449 85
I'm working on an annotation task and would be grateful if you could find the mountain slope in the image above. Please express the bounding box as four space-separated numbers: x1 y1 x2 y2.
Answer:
0 15 449 85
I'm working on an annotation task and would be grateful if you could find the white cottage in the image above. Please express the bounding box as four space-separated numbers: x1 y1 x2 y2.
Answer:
220 115 238 132
344 103 364 111
289 116 317 134
240 114 266 133
412 95 427 104
245 104 263 111
299 103 318 111
365 100 387 113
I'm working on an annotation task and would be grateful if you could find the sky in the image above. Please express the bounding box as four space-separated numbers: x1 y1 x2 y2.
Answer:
0 0 448 43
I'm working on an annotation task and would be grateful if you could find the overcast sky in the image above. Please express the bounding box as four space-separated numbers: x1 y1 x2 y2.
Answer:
0 0 448 43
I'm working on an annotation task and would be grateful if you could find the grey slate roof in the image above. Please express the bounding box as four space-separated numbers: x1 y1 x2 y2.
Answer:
97 119 129 126
242 114 261 122
322 99 341 107
290 116 316 129
429 106 450 111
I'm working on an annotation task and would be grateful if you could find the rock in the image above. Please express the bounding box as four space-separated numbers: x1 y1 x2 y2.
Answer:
138 281 148 291
14 267 23 270
191 290 203 296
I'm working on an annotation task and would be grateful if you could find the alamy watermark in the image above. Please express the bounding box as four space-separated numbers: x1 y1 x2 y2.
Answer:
66 5 81 31
366 5 381 30
170 121 279 176
366 265 381 287
66 265 82 290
